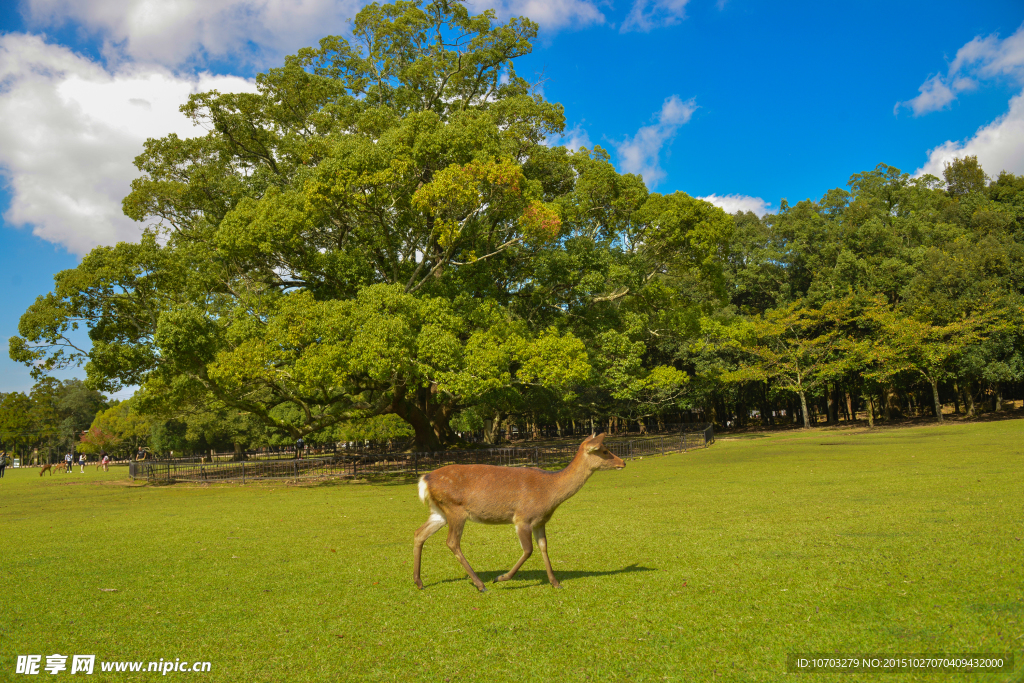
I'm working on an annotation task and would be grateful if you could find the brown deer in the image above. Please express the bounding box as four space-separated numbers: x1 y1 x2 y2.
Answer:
413 433 625 592
39 463 57 476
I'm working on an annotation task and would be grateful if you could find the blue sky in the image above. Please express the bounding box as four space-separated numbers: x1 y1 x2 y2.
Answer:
2 0 1023 395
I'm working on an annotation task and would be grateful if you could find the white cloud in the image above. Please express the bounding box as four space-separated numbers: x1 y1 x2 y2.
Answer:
467 0 605 32
613 95 696 187
23 0 363 68
547 122 592 150
897 23 1024 116
0 33 256 254
897 73 957 117
621 0 690 33
915 91 1024 178
22 0 604 68
698 193 771 217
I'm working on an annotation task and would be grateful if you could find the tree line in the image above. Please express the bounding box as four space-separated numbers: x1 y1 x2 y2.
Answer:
7 0 1022 457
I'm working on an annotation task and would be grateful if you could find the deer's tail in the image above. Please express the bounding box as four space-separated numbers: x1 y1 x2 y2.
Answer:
417 475 447 524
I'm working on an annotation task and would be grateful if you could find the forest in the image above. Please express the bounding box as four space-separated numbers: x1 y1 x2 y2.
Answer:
3 1 1022 462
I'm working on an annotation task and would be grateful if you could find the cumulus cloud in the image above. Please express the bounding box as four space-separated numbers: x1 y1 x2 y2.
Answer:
22 0 604 68
897 23 1024 116
466 0 605 32
547 122 592 151
22 0 363 68
621 0 690 33
0 33 256 254
613 95 696 187
698 193 771 217
915 91 1024 178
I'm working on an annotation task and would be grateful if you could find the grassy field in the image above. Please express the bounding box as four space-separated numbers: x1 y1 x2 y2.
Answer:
1 419 1021 682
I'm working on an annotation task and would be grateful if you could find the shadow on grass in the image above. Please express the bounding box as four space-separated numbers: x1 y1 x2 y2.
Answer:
419 563 657 590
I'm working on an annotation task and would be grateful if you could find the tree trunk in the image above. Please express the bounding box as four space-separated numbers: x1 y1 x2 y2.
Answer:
799 391 810 429
483 412 503 445
930 378 943 423
427 403 457 446
826 385 837 425
760 384 771 427
391 395 443 451
952 383 960 414
865 395 875 428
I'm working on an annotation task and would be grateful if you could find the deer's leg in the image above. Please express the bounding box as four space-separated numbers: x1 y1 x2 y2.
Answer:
413 510 447 590
494 523 533 583
533 524 562 588
444 511 487 592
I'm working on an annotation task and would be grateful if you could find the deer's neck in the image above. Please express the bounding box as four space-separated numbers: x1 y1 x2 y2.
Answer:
550 452 595 507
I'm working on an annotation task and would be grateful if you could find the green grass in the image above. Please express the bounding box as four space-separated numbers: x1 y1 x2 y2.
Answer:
1 419 1022 682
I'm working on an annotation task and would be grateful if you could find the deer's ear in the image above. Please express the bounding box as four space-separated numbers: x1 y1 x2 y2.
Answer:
586 433 607 451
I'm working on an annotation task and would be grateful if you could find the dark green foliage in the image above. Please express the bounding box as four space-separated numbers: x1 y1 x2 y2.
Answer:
8 1 1024 444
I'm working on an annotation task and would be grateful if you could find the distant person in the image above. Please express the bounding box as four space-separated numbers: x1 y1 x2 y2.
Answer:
79 452 86 473
101 453 110 472
65 452 73 473
0 451 7 478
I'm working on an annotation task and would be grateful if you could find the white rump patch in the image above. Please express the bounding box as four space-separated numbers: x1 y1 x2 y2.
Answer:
419 476 446 524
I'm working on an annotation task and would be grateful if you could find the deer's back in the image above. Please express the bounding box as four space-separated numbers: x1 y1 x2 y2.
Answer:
424 464 559 525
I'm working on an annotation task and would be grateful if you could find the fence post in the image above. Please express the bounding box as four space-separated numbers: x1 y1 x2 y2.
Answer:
413 452 418 476
294 459 298 477
242 461 245 484
535 447 539 466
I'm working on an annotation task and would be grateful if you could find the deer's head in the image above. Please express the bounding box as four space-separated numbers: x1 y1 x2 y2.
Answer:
582 433 626 470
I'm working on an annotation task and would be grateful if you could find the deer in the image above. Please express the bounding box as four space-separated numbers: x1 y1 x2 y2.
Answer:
39 463 57 476
413 433 625 592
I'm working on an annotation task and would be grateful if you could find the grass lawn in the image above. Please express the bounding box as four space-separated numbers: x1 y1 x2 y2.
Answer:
1 419 1021 682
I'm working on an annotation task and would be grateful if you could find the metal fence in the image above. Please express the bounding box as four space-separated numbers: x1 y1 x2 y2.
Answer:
132 424 714 484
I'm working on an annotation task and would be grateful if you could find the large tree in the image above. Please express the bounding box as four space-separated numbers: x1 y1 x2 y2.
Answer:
14 1 726 450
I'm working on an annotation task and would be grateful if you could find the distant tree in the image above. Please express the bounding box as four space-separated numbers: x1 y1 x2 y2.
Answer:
80 400 151 458
944 155 988 198
0 392 34 460
861 300 993 422
725 300 857 428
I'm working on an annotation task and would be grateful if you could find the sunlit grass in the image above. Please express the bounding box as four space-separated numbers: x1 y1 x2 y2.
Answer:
1 419 1021 682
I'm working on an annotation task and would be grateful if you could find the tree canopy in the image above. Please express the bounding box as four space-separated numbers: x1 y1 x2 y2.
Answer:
9 2 1024 453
